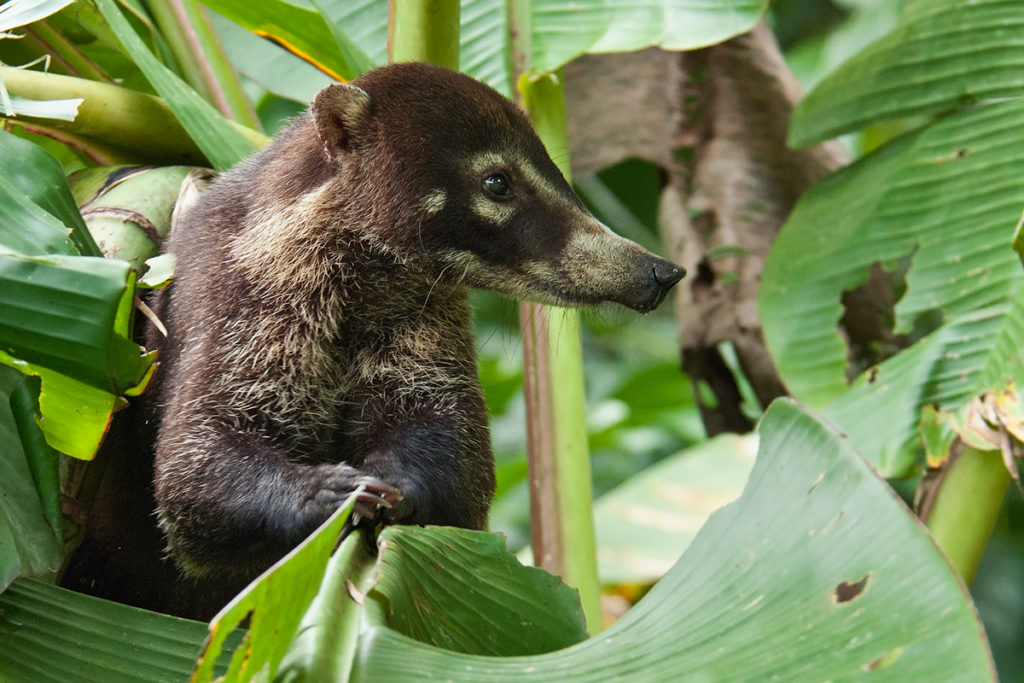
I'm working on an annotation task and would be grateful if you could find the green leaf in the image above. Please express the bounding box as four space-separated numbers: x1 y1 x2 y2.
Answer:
0 0 75 31
823 292 1024 477
761 99 1024 410
206 10 334 104
94 0 262 170
274 522 376 683
460 0 512 94
0 579 239 683
593 433 756 586
0 174 76 256
0 130 99 256
200 0 379 83
791 0 1024 147
367 526 588 655
3 355 124 460
1015 203 1024 260
313 0 380 77
528 0 768 73
0 250 151 395
139 253 175 289
192 493 359 682
0 247 153 459
351 400 995 680
6 372 62 537
0 91 83 120
0 367 62 589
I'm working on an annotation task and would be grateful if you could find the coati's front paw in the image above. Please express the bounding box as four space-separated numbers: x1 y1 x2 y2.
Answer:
302 464 403 527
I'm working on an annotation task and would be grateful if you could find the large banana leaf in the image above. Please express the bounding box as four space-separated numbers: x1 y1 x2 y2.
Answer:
790 0 1024 148
763 99 1024 407
0 400 995 681
351 400 994 680
760 0 1024 477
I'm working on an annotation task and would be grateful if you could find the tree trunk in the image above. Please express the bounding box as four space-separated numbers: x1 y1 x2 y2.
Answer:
564 24 848 435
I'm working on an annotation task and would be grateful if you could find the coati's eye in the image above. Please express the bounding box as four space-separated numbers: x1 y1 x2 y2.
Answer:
482 173 510 197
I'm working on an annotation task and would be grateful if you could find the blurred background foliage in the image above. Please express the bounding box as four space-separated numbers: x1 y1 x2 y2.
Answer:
479 1 1022 677
223 4 1024 674
2 0 1021 677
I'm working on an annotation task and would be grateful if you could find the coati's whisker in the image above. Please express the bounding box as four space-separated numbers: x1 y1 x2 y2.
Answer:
420 262 456 318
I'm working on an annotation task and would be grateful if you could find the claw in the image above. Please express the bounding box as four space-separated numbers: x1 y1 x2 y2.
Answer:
349 475 403 527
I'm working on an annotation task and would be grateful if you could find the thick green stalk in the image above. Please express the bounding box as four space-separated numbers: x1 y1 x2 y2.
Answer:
0 66 267 164
517 70 603 635
387 0 460 67
145 1 210 99
146 0 261 128
176 0 261 129
925 445 1011 585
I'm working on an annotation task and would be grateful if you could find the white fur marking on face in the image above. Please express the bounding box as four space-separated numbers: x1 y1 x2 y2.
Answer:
518 158 554 198
470 194 515 225
420 188 447 215
468 151 507 175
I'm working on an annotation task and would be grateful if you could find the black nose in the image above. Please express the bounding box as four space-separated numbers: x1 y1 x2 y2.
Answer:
653 261 686 290
641 260 684 311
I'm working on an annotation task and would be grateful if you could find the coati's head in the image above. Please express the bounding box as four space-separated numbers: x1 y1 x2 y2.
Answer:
312 62 684 313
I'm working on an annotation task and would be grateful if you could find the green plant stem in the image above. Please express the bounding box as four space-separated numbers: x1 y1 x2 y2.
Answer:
517 70 602 635
387 0 460 67
146 0 261 129
181 2 261 128
0 66 267 164
925 445 1011 585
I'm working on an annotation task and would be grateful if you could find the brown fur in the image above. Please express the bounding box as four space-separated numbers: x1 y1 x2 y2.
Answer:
119 63 682 616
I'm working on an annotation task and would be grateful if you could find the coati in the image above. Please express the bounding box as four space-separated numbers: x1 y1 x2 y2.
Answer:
146 63 683 607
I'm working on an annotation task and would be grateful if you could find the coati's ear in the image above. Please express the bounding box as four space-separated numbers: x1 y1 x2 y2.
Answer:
312 83 371 161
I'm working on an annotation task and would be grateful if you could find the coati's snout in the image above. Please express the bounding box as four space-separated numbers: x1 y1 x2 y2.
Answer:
555 216 686 313
434 202 687 313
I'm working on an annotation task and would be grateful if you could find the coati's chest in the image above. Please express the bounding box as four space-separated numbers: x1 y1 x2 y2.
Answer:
227 279 480 461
